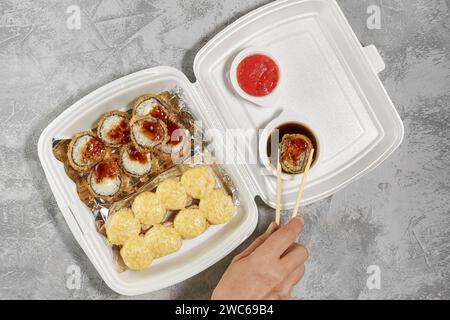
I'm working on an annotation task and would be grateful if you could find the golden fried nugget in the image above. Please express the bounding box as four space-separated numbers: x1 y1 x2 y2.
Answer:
174 209 208 239
132 192 166 226
156 178 188 210
199 189 236 225
120 236 154 270
180 166 216 199
144 224 182 258
105 208 141 245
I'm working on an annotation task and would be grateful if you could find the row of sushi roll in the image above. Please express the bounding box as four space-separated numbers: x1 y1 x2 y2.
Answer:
66 94 191 201
105 166 237 270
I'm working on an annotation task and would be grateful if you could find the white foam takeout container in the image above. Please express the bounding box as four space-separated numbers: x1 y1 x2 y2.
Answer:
38 0 403 295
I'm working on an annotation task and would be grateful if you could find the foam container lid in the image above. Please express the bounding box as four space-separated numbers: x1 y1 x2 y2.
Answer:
194 0 403 209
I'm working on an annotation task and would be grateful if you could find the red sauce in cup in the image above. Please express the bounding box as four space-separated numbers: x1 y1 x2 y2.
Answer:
237 54 279 97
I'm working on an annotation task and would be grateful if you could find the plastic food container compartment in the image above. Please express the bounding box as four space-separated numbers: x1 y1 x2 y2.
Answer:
38 0 403 295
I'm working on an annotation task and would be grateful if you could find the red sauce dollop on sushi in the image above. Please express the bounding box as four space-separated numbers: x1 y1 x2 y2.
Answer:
237 54 279 97
281 137 308 164
141 120 164 141
83 138 105 162
94 159 119 183
150 106 182 146
108 119 130 144
127 145 148 164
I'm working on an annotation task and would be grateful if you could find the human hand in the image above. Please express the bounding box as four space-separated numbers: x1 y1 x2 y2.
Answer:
211 217 308 300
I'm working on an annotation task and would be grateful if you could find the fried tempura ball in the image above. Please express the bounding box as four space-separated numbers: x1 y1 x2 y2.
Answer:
199 189 236 225
132 192 166 226
180 166 216 199
144 224 182 258
156 178 188 210
174 209 208 239
120 236 154 270
105 208 141 245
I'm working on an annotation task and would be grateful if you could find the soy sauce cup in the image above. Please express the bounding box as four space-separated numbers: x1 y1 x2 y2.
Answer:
230 46 282 108
259 111 321 180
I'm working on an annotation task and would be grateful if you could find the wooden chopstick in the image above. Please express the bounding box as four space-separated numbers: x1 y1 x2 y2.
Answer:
275 149 282 225
291 149 315 219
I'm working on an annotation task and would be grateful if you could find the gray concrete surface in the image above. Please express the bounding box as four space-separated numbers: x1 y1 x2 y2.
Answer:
0 0 449 299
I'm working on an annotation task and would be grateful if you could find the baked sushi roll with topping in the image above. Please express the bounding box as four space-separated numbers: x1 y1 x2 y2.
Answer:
159 126 189 155
133 96 188 154
132 94 164 117
180 166 216 199
67 132 106 173
148 104 188 154
120 143 153 177
130 115 168 152
156 178 188 211
120 236 154 270
174 208 208 239
279 134 313 174
131 191 166 226
88 156 123 199
105 208 141 245
144 224 182 258
199 189 236 225
97 111 131 147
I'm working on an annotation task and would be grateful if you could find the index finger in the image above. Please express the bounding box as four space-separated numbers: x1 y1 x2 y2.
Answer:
233 222 279 261
256 217 304 256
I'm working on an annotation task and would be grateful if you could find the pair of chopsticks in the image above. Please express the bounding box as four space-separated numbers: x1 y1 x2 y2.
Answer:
275 149 314 225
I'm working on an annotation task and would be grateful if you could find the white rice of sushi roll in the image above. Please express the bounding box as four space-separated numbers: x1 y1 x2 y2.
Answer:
134 98 162 116
160 128 189 154
68 132 106 172
98 112 130 146
131 116 168 151
91 174 121 197
71 134 94 166
89 160 122 197
120 145 152 177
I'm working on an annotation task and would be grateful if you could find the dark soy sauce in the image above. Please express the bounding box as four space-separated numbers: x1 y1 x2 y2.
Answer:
267 122 318 172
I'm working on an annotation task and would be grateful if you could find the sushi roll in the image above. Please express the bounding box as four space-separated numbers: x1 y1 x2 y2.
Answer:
148 104 188 155
131 191 166 226
279 134 313 174
120 236 154 270
156 178 188 211
133 96 188 155
144 224 182 258
105 208 141 245
120 143 153 177
130 115 168 152
180 166 216 199
132 94 163 117
159 126 189 155
88 156 123 199
199 189 236 225
67 132 106 173
97 111 131 147
174 208 208 239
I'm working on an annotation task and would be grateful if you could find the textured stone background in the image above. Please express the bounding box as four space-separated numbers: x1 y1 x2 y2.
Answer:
0 0 449 299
